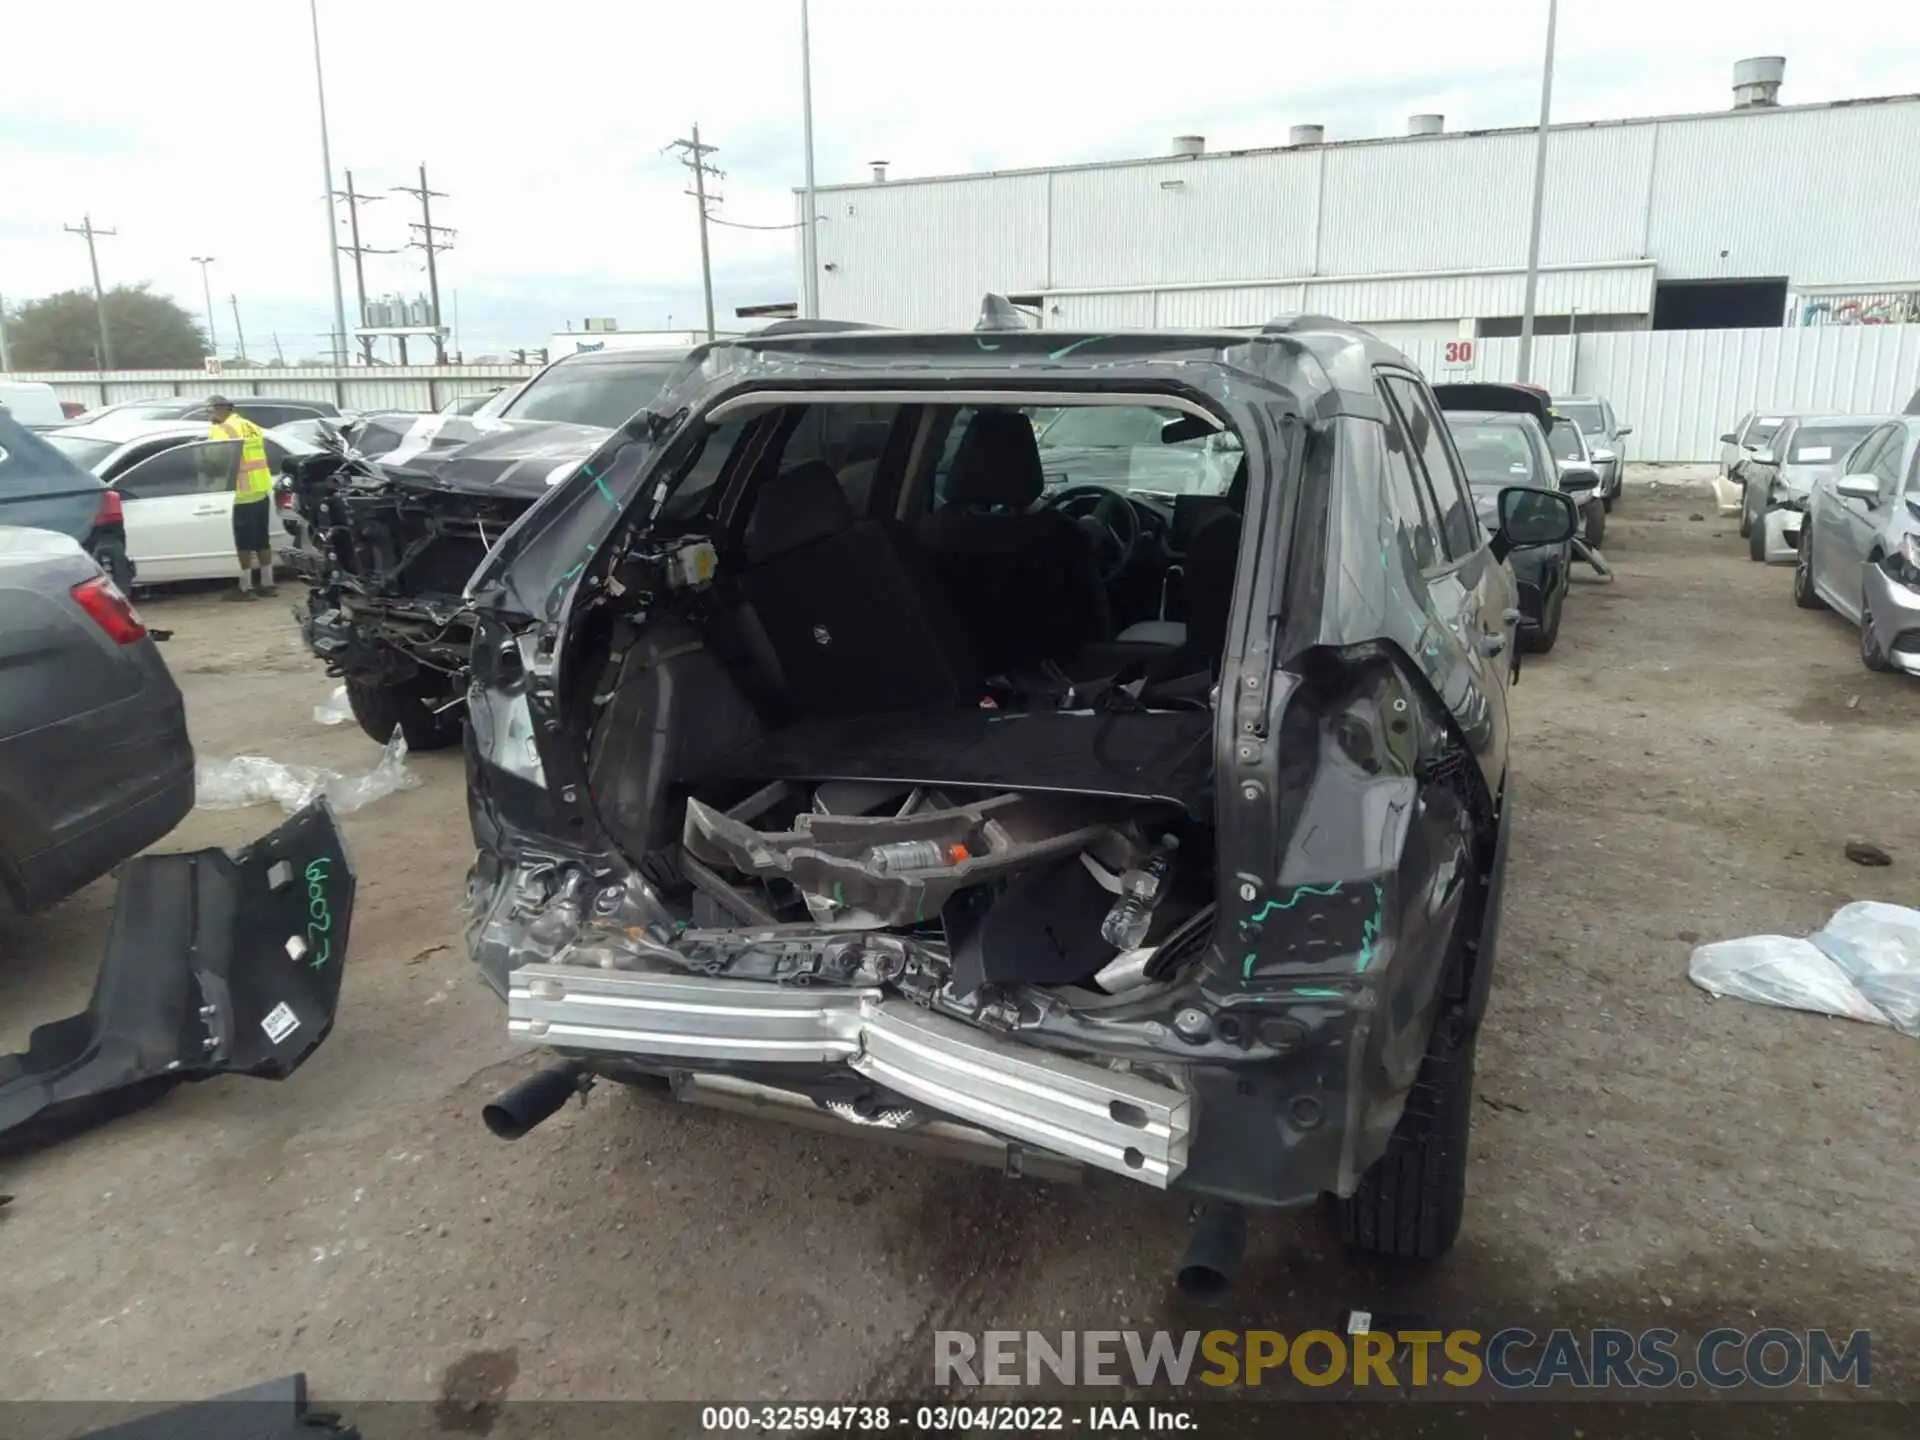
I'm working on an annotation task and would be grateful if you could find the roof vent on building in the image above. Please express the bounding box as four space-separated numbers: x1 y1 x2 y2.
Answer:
1732 55 1785 108
870 160 889 182
1289 124 1324 146
1407 114 1444 136
1171 135 1205 158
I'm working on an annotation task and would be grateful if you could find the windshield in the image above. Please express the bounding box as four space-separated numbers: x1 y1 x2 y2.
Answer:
1031 404 1240 496
1746 416 1785 446
493 358 680 429
1559 403 1604 436
42 434 121 472
1787 423 1877 466
1449 421 1545 490
1547 419 1585 462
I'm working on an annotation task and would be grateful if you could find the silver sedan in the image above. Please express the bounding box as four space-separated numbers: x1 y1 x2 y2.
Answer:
1794 416 1920 675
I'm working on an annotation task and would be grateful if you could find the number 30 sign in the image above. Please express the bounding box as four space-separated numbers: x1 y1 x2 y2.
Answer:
1442 339 1475 368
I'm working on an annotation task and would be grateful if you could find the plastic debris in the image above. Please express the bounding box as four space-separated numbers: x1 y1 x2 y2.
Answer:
1844 840 1892 867
1689 902 1920 1037
195 728 419 816
314 685 352 726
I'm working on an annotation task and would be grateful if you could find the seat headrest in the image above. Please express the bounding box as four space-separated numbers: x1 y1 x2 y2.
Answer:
945 409 1044 508
744 460 856 561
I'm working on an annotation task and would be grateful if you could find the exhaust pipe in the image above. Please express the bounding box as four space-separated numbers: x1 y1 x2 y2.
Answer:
1175 1200 1247 1304
483 1063 584 1140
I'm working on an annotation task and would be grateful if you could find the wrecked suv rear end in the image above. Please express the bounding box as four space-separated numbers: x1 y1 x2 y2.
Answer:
460 317 1558 1269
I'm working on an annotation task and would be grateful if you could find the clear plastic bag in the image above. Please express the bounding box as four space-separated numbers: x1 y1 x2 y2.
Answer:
314 684 352 726
195 728 420 816
1688 902 1920 1036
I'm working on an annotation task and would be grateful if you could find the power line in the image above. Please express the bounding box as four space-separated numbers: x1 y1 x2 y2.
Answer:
703 213 804 231
393 164 453 363
334 168 396 364
63 215 117 368
667 125 723 340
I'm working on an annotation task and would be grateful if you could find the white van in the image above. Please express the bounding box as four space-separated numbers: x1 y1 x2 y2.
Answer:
0 381 71 429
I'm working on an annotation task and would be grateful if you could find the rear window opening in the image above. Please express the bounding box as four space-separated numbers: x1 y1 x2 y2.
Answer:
566 392 1256 997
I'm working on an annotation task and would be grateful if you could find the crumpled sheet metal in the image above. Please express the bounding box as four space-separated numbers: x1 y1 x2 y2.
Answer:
1689 901 1920 1036
195 728 420 816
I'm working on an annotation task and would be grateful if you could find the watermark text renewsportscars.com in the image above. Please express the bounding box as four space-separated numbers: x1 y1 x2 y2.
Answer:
934 1327 1871 1392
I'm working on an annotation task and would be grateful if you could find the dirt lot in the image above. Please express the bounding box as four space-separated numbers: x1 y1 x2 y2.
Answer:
1 479 1916 1416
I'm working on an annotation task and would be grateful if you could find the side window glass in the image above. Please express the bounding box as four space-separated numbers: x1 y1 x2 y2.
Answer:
1375 390 1439 571
1384 376 1480 559
120 441 237 499
1869 429 1903 494
1844 428 1885 478
659 418 748 523
772 403 901 517
1904 436 1920 496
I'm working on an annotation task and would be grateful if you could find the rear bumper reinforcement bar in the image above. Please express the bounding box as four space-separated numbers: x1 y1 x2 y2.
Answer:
506 964 1191 1186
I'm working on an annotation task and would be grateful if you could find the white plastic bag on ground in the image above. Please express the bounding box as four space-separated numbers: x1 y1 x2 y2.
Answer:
314 684 351 726
1688 901 1920 1036
195 728 420 816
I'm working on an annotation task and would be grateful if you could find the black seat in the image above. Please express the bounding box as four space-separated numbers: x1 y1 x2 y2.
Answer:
1113 458 1244 670
738 461 980 716
917 411 1110 675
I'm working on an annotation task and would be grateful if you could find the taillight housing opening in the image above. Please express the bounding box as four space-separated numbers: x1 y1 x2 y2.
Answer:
71 575 148 644
93 489 124 528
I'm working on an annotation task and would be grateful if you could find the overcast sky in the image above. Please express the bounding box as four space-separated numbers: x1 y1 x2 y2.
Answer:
3 0 1914 361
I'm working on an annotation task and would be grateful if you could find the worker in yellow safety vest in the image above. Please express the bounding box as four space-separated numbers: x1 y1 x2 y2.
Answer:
208 396 278 601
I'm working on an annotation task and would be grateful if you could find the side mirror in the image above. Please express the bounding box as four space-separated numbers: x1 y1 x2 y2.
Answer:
1616 425 1633 437
1836 473 1881 503
1588 449 1616 464
1720 432 1741 445
1494 486 1579 557
1559 466 1600 494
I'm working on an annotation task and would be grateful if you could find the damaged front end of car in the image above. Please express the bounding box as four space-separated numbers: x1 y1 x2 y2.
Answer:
457 329 1504 1215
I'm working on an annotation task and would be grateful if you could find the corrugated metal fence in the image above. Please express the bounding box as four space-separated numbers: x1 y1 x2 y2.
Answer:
1401 326 1920 461
12 326 1920 460
7 365 538 415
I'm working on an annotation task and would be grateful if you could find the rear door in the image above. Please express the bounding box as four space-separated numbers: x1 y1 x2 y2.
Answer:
112 440 241 581
1378 371 1511 790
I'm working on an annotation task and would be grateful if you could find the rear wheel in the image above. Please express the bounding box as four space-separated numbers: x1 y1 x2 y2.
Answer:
1523 584 1562 654
1330 877 1482 1262
1737 479 1755 538
1793 526 1825 610
1748 517 1768 562
1583 501 1605 549
345 675 464 751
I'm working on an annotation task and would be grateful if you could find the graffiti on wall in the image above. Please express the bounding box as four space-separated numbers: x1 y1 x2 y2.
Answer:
1794 290 1920 326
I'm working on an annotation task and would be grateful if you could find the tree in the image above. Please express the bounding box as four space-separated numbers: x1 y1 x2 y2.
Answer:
10 285 208 370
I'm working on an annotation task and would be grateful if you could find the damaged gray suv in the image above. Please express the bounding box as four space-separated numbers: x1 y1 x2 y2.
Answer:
460 313 1576 1272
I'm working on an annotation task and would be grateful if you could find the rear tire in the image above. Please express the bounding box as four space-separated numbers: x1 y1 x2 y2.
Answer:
1748 518 1768 562
1330 877 1482 1262
1737 481 1754 538
1584 502 1605 549
345 676 464 751
1793 527 1826 611
1523 584 1562 654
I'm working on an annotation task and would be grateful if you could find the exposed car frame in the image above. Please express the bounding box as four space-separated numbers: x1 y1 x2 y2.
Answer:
455 313 1576 1274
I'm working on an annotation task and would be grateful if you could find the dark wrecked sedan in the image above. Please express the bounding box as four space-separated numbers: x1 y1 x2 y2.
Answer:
459 313 1576 1277
281 348 689 749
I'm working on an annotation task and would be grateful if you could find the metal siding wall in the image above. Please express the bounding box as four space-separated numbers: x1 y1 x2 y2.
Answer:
1320 132 1535 273
814 175 1049 327
1049 153 1318 288
14 365 537 415
1645 104 1920 284
1046 293 1157 328
1150 285 1305 327
1400 328 1920 461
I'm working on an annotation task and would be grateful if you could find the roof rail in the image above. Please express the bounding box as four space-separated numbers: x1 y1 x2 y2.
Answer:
752 318 887 337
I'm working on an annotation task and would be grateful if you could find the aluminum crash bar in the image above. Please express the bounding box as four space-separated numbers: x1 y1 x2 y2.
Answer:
507 965 1191 1186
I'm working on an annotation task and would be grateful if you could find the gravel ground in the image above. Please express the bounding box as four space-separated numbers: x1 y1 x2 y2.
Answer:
1 477 1916 1421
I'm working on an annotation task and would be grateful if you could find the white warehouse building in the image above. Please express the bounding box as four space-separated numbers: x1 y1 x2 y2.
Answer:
794 59 1920 344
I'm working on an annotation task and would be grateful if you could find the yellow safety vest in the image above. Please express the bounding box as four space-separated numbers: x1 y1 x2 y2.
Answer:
212 416 274 502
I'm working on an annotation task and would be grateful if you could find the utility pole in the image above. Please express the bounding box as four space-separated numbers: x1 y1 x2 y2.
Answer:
1514 0 1559 385
309 0 350 365
799 0 820 320
64 215 117 369
191 256 219 355
668 125 722 340
333 169 395 363
229 295 248 362
395 164 453 363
